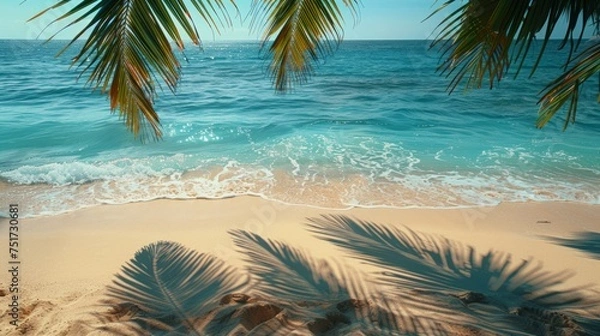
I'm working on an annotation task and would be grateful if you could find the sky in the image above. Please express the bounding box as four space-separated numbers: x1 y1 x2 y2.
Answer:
0 1 448 41
0 1 588 41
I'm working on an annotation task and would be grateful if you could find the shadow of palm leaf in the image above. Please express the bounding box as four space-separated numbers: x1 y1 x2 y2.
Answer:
230 229 354 301
91 222 599 335
307 215 599 335
577 307 600 335
94 237 446 335
228 229 449 335
101 240 247 335
544 231 600 260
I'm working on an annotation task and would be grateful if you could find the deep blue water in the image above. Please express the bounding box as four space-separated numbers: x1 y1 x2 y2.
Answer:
0 40 598 216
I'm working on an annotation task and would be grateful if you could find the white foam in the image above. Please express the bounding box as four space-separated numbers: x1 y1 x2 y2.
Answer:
1 143 598 218
1 159 179 186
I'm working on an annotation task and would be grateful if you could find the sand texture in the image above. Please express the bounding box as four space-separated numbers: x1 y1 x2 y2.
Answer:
1 198 599 335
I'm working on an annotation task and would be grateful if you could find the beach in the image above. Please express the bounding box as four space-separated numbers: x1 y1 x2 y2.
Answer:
4 0 600 333
1 39 600 335
1 198 598 335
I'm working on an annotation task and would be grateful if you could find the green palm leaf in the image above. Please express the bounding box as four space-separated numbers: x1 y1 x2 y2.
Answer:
538 39 600 130
250 0 359 91
432 0 600 128
433 0 512 92
106 241 247 335
32 0 234 140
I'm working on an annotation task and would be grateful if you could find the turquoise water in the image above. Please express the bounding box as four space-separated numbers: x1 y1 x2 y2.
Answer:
0 40 598 217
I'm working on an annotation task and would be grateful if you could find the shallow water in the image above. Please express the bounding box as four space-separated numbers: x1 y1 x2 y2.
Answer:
1 40 598 217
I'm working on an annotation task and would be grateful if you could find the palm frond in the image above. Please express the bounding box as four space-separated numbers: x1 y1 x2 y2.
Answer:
433 0 512 92
307 215 597 333
106 241 247 335
431 0 600 128
32 0 234 140
538 39 600 130
433 0 598 85
250 0 359 91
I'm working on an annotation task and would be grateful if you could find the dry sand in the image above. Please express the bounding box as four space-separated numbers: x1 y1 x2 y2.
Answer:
0 197 599 335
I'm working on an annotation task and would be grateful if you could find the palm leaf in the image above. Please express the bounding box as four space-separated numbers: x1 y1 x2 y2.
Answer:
249 0 359 91
106 241 247 335
31 0 234 140
538 39 600 130
431 0 600 128
433 0 512 92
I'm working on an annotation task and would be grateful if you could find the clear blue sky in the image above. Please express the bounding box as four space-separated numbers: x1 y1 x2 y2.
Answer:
0 1 586 41
0 1 451 40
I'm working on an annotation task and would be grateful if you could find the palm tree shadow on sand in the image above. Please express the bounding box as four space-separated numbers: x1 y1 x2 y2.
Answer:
543 231 600 260
307 215 600 335
91 235 440 335
90 241 248 335
90 215 599 335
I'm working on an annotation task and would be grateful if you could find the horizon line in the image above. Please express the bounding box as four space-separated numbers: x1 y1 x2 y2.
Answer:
0 37 577 42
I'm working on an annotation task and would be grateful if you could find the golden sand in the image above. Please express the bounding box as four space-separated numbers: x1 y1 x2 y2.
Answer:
1 198 598 335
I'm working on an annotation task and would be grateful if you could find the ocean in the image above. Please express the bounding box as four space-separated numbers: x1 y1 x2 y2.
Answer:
0 39 598 217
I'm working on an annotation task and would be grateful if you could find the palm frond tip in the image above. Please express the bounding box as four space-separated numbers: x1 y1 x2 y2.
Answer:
538 39 600 130
32 0 234 140
431 0 600 129
250 0 360 91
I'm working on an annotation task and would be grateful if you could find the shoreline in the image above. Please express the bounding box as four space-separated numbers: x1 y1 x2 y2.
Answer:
1 197 599 334
2 171 599 219
2 144 599 219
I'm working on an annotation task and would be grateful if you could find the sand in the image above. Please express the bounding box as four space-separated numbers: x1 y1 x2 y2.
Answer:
0 197 599 335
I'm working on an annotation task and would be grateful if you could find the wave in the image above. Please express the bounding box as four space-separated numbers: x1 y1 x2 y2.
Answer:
2 40 599 218
0 153 598 218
